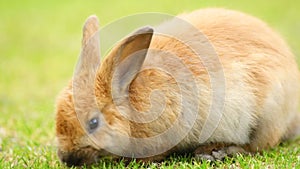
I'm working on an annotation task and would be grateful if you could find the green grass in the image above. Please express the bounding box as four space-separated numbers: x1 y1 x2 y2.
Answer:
0 0 300 168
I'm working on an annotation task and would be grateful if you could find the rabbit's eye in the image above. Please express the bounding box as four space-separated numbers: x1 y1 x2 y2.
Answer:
88 118 99 132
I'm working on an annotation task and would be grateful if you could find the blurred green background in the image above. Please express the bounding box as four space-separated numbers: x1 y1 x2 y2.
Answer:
0 0 299 167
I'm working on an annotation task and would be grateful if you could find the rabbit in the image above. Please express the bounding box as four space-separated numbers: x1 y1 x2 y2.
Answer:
55 8 300 166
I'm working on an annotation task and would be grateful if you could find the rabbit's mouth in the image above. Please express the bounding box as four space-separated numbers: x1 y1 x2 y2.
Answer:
57 146 113 167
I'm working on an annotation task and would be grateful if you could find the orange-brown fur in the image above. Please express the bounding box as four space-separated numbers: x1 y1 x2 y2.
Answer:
55 8 300 166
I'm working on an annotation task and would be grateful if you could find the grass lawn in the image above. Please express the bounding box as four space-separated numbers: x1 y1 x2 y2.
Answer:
0 0 300 168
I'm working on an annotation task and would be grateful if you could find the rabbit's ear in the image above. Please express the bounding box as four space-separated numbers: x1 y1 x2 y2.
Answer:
78 15 101 72
111 27 153 95
73 15 101 116
82 15 100 47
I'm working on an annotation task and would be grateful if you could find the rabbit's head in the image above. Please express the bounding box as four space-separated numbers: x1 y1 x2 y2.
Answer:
55 15 154 166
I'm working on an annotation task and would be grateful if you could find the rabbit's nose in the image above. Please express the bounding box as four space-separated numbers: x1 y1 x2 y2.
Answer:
57 150 84 167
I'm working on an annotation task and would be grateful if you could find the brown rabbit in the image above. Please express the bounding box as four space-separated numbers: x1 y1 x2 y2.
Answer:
55 8 300 166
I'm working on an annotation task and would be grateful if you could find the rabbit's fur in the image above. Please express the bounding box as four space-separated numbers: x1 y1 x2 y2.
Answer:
55 8 300 166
